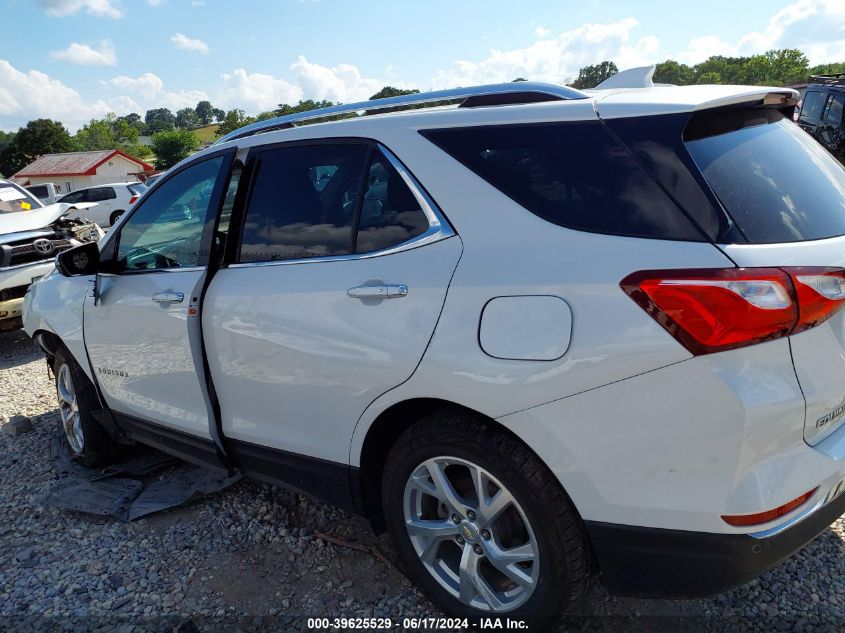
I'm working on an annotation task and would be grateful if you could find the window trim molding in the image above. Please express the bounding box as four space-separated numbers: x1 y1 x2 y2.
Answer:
227 139 455 270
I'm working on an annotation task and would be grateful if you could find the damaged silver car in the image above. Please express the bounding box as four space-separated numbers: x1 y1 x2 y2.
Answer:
0 179 103 331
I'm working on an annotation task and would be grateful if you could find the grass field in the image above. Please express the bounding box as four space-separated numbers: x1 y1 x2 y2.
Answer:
192 124 219 144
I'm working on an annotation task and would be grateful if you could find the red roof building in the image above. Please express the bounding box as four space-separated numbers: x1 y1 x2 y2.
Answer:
12 150 154 192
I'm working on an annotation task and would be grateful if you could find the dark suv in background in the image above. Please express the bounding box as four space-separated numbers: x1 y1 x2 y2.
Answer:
797 74 845 160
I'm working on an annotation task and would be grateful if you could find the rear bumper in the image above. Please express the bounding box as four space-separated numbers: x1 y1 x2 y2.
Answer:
586 489 845 598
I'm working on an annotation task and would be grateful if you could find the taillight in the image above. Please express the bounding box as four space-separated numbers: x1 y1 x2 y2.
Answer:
129 195 139 205
621 267 845 355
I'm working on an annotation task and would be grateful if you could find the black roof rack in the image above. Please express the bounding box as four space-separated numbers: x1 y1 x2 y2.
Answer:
810 73 845 87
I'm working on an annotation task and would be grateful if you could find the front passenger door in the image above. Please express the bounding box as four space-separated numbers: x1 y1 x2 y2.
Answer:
83 152 235 438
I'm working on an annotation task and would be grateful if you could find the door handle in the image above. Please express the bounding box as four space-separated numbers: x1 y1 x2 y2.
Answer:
151 292 184 303
347 284 408 299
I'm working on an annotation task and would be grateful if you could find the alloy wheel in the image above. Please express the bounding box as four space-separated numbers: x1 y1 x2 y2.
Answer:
56 363 83 454
402 456 540 612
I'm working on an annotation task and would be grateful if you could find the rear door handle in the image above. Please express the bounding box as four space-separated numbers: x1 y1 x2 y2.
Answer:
347 284 408 299
151 292 184 303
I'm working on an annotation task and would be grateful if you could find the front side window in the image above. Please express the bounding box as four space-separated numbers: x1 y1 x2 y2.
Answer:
114 157 223 271
59 191 84 204
800 91 828 121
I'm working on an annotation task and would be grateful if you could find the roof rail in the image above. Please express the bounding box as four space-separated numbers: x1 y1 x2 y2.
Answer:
214 82 588 145
810 73 845 87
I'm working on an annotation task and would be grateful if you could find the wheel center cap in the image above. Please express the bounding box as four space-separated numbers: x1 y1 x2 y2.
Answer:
460 521 479 544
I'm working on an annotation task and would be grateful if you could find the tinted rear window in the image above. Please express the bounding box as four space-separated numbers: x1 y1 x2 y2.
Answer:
685 109 845 243
28 185 48 198
421 122 703 241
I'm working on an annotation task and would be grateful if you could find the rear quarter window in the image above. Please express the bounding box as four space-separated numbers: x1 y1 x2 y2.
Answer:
421 122 704 241
799 91 828 121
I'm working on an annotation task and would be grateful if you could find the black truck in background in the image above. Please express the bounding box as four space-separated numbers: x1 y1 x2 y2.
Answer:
797 74 845 160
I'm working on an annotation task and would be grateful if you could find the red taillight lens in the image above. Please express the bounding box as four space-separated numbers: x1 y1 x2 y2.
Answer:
129 195 139 205
621 267 845 355
721 488 817 527
790 268 845 332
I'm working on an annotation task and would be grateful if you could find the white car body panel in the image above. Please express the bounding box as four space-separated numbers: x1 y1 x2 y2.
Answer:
204 236 463 462
721 236 845 446
82 270 211 438
22 271 94 380
0 202 96 234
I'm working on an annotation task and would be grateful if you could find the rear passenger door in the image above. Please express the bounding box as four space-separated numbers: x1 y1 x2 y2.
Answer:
203 140 462 465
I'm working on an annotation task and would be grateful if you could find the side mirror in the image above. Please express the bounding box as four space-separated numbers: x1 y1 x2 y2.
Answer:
56 241 100 277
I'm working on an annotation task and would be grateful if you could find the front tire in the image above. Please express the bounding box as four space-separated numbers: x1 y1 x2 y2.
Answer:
54 347 116 467
382 411 592 629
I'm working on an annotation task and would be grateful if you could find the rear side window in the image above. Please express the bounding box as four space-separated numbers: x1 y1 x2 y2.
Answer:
685 108 845 243
421 122 702 241
238 144 432 263
28 185 48 199
825 94 845 125
239 144 367 263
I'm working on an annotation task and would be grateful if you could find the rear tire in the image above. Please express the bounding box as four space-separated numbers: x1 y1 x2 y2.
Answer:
53 347 116 467
382 410 592 630
109 210 124 226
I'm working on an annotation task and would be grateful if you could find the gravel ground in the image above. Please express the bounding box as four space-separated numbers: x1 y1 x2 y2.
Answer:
1 328 845 632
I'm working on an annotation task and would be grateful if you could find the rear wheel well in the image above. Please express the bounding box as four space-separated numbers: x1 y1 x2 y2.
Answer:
357 399 527 531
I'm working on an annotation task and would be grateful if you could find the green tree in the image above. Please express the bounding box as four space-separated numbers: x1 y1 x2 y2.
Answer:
0 118 74 176
144 108 176 134
369 86 420 100
763 48 809 84
571 61 619 89
212 108 226 123
195 100 215 126
696 70 722 84
512 77 528 82
214 109 255 137
0 130 15 153
810 62 845 76
150 129 199 170
175 107 200 129
654 60 695 85
274 99 335 116
118 112 145 134
74 113 149 158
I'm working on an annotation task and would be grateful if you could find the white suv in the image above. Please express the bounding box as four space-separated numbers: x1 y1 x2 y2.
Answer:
22 70 845 627
58 182 147 227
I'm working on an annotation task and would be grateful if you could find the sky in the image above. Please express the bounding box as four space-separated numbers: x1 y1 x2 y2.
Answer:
1 0 844 132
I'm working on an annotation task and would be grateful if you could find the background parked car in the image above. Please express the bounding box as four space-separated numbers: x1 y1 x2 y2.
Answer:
797 73 845 160
59 182 147 227
25 182 62 205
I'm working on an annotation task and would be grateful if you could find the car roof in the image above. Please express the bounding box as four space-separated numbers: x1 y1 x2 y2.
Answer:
68 182 143 189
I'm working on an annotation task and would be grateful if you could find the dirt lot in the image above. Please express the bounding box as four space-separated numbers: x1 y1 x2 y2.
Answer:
2 328 845 632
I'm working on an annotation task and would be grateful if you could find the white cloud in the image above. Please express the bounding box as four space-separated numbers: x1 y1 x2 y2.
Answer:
534 26 551 39
171 33 209 54
104 72 208 111
678 0 845 65
431 18 661 87
146 0 165 5
219 69 301 112
0 60 123 131
37 0 122 18
50 41 116 66
289 56 383 103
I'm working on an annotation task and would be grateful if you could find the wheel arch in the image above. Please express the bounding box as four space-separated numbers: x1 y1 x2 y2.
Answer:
354 398 582 536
